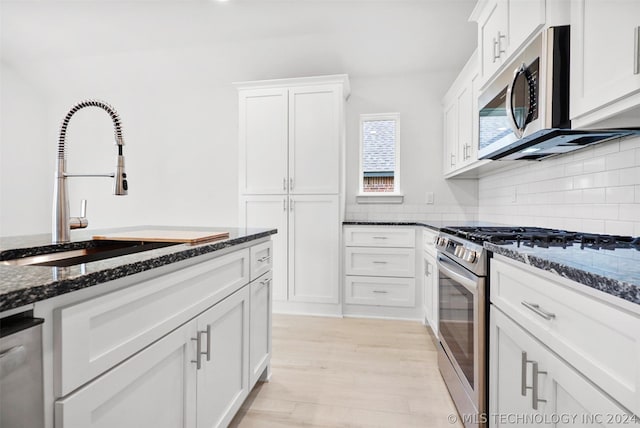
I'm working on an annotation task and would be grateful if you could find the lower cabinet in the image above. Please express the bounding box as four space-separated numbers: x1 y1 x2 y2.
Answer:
249 271 272 389
55 270 272 428
423 251 437 336
196 286 250 428
55 321 198 428
490 306 633 427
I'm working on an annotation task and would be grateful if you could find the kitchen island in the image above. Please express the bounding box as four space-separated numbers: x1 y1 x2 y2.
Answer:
0 225 276 428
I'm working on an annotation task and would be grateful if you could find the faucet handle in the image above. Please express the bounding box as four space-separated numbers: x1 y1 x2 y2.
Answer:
70 200 89 230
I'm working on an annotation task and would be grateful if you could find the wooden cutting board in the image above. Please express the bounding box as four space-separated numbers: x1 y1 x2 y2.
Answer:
93 229 229 244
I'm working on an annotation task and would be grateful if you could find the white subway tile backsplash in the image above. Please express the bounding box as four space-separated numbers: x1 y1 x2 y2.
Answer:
582 157 606 173
605 220 635 235
479 138 640 236
619 204 640 222
582 188 606 203
605 150 637 170
605 186 635 203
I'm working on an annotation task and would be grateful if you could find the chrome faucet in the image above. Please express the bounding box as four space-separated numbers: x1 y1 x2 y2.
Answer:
53 100 128 243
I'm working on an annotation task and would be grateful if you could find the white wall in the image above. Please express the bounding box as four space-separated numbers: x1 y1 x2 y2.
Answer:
478 136 640 236
345 73 479 222
0 62 53 236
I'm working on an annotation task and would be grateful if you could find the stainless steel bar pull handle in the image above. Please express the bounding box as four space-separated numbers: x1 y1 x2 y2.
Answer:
373 290 388 294
497 31 506 57
522 301 556 320
521 351 535 396
372 236 388 239
283 177 287 191
531 362 547 410
290 177 294 190
191 332 203 370
259 277 272 289
204 325 212 362
290 199 294 212
450 154 455 166
372 261 388 264
634 26 640 75
283 198 287 211
258 255 271 263
493 37 499 62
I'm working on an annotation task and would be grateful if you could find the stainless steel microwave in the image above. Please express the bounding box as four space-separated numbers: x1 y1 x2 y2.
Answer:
478 26 640 161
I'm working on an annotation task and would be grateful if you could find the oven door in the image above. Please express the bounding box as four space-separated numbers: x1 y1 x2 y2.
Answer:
437 253 485 413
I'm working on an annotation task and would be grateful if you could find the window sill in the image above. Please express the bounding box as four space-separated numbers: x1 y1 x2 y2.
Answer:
356 193 404 204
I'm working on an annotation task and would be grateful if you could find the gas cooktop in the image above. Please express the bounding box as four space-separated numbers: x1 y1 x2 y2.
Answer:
440 226 640 251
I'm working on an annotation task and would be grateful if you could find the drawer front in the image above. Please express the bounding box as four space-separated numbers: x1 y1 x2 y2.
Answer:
344 227 415 248
422 228 438 257
491 257 640 416
345 276 415 307
250 241 273 281
56 249 250 397
345 247 415 278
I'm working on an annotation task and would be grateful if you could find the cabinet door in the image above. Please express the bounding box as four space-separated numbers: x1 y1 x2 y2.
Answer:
490 307 546 427
508 0 545 57
55 321 197 428
457 83 473 167
240 195 288 301
570 0 640 120
480 0 508 82
288 85 341 194
288 195 339 304
443 101 458 174
249 271 272 389
423 252 438 336
196 286 250 428
239 88 288 194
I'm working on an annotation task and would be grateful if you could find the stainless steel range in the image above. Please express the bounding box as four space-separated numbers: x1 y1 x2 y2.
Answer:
435 230 488 428
435 225 640 428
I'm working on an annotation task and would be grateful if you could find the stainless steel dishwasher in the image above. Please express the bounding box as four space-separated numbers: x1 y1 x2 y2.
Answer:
0 310 45 428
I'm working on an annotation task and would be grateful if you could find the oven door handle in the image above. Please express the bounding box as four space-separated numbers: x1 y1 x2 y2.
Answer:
437 254 478 294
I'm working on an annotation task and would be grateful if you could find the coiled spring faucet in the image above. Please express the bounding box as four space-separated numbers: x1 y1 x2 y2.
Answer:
53 100 128 243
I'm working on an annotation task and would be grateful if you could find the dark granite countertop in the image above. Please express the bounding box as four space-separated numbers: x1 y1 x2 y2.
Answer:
0 226 277 313
485 242 640 307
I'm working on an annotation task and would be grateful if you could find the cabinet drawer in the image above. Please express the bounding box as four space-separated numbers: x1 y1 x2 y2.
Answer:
56 249 250 397
345 247 415 278
422 228 438 257
344 227 415 248
491 257 640 416
345 276 415 307
250 241 273 281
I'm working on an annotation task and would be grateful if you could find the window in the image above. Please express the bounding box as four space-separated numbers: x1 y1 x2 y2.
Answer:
359 113 401 200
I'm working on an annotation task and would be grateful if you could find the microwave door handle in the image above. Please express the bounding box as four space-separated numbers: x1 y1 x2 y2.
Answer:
506 63 527 139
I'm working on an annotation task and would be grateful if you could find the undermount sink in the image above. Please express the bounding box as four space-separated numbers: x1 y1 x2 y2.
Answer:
0 240 179 267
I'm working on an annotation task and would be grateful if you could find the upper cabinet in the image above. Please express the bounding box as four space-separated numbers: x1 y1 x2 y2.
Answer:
473 0 546 88
570 0 640 128
442 51 484 178
237 75 349 195
471 0 575 90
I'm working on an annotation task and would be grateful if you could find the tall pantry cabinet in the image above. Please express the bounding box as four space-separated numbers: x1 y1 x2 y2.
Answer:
236 75 350 316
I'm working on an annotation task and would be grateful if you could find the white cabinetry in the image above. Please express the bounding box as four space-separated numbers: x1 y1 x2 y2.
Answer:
237 75 348 316
55 321 197 428
249 271 272 389
196 286 250 428
343 226 420 318
241 195 339 309
472 0 546 87
490 256 640 421
570 0 640 128
422 228 438 336
53 240 273 428
491 307 634 427
442 51 486 178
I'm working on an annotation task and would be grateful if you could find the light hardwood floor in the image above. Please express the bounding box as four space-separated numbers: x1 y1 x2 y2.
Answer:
230 315 464 428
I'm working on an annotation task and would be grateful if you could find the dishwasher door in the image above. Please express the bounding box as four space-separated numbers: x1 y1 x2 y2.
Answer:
0 311 45 428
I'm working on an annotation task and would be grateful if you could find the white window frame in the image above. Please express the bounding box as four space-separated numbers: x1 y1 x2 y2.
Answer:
357 112 403 204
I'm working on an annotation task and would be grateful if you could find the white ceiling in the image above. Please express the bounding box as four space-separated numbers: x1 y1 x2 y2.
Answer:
1 0 478 80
